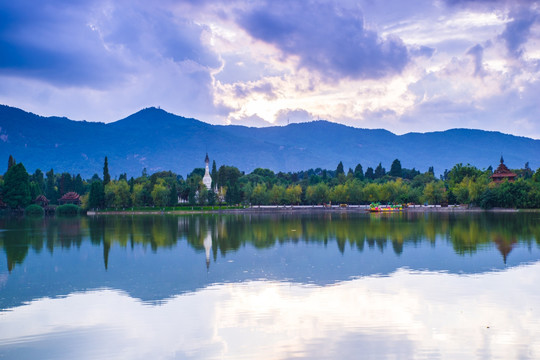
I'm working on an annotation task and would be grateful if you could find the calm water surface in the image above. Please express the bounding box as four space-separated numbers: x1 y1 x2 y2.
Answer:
1 212 539 359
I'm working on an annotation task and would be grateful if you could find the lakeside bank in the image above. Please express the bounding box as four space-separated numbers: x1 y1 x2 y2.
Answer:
87 204 522 215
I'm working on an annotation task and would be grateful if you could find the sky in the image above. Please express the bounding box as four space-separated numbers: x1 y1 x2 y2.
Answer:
1 0 539 138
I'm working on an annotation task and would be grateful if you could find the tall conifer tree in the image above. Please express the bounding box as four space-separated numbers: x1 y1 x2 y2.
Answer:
7 155 15 171
103 157 111 186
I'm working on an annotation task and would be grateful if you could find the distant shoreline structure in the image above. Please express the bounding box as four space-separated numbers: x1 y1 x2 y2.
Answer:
87 204 523 215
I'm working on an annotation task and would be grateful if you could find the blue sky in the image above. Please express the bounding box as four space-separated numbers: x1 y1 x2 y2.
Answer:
1 0 539 138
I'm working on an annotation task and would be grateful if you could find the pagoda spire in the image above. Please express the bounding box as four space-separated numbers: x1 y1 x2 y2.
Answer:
202 153 212 190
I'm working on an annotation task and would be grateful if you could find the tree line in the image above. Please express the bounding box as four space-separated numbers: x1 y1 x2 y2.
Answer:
1 155 540 211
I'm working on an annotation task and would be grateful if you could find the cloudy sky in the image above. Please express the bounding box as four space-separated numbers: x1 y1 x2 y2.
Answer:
1 0 539 138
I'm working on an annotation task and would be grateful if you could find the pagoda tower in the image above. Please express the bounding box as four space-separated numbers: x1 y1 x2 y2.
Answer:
202 153 212 190
491 156 517 183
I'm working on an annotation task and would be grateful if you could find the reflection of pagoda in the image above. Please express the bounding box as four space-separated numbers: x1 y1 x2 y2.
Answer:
203 232 212 270
492 235 517 264
491 157 517 183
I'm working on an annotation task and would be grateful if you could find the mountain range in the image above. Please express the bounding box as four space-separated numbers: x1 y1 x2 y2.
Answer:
0 104 538 178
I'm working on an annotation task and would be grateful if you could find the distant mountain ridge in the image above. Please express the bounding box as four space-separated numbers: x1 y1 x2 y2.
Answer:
0 104 538 178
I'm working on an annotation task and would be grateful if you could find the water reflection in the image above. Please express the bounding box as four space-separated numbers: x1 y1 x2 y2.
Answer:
1 212 539 273
1 264 540 359
1 212 540 359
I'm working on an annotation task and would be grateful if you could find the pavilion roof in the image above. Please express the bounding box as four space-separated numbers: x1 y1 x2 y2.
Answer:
491 159 517 179
59 192 80 201
35 194 49 202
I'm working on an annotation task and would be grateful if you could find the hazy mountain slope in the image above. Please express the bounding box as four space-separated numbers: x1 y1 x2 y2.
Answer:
0 105 538 178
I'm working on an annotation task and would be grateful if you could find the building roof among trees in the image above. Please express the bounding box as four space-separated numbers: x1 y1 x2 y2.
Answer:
491 157 517 182
34 194 49 206
59 192 81 204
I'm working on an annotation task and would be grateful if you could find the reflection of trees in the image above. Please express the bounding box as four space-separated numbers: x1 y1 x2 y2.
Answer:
1 212 539 271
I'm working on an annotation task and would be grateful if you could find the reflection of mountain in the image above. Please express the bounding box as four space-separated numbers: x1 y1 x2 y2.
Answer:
0 213 539 309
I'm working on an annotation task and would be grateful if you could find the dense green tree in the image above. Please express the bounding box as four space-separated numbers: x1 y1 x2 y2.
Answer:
103 157 111 186
211 160 217 189
336 161 345 176
32 169 45 193
218 166 242 188
59 173 72 195
251 183 268 205
45 169 58 204
389 159 402 177
285 185 302 204
365 167 374 180
88 181 105 209
114 180 131 208
269 184 286 205
7 155 15 171
152 179 170 207
354 164 364 180
104 182 116 208
207 189 217 205
306 183 329 204
374 163 386 179
198 186 208 205
446 163 482 186
423 181 447 205
3 163 31 208
73 174 84 195
168 182 178 206
534 168 540 182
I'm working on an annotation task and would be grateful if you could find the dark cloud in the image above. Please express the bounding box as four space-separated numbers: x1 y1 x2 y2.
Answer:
233 81 276 99
501 9 538 58
236 0 409 80
101 4 221 69
0 0 128 87
466 44 484 76
410 46 435 59
0 0 220 87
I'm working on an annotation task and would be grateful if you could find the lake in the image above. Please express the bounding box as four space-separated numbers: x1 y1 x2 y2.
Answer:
1 211 540 359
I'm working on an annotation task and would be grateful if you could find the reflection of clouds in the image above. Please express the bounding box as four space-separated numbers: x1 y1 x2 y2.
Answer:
1 264 540 359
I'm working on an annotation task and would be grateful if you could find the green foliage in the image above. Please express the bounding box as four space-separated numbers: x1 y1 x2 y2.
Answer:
354 163 364 180
285 185 302 204
269 184 286 205
251 183 268 205
56 204 81 216
7 155 15 171
365 167 374 180
45 169 58 204
25 204 44 216
306 183 329 204
423 181 447 205
374 163 386 179
446 163 483 185
103 157 111 186
1 155 538 210
335 161 344 176
89 181 105 209
389 159 402 177
3 163 31 208
152 179 170 207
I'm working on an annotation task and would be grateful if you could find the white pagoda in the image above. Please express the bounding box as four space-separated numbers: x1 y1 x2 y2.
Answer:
202 153 212 190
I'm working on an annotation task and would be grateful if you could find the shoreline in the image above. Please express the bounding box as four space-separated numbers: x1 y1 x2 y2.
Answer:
87 205 525 215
